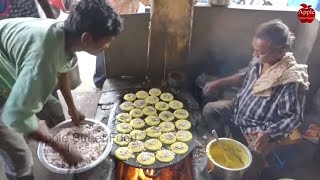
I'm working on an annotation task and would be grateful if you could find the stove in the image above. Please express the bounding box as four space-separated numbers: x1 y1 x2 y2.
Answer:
93 78 213 180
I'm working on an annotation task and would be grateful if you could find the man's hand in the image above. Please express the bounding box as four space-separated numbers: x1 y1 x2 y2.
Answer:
203 80 222 96
68 108 85 126
28 120 83 165
250 131 271 154
28 120 53 142
51 141 83 166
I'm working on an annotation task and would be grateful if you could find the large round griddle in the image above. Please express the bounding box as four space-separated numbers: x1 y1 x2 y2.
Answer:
108 89 196 169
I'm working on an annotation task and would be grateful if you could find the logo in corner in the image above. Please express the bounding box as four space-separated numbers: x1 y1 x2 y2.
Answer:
298 4 316 23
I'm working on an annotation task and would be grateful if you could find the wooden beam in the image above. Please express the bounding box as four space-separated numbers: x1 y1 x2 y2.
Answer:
147 0 194 80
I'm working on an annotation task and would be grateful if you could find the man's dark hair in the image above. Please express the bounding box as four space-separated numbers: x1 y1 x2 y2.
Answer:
64 0 123 41
255 19 295 51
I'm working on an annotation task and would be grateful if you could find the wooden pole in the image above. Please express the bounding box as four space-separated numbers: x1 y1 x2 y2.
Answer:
146 0 194 81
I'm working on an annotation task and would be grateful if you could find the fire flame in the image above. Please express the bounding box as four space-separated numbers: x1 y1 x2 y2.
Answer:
116 155 193 180
137 169 155 180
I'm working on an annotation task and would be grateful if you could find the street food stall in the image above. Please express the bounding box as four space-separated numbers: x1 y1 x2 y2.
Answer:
37 0 320 179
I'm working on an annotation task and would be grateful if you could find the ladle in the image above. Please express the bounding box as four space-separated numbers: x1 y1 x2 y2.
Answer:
211 130 232 165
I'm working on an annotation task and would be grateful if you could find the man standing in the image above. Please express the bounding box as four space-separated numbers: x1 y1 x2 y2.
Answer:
0 0 122 180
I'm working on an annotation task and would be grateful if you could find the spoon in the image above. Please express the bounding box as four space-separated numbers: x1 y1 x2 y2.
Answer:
211 130 232 166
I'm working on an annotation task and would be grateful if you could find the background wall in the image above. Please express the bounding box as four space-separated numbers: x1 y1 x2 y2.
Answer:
105 13 150 78
105 5 319 96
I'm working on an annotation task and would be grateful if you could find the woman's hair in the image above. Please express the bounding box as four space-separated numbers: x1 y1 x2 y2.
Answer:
255 19 295 51
64 0 123 41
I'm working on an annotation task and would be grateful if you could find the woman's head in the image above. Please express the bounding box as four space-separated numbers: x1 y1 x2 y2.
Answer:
252 19 295 64
65 0 123 55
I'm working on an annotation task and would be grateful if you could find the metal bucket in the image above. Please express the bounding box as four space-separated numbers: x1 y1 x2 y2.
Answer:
67 56 82 90
206 138 252 180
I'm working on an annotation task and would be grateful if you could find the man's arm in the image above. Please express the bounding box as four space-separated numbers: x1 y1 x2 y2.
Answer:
203 57 261 95
58 73 85 126
266 83 305 141
37 0 56 19
28 120 83 165
203 67 247 95
216 68 247 87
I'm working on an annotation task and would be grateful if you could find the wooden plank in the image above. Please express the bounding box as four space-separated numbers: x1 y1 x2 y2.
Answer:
147 0 194 80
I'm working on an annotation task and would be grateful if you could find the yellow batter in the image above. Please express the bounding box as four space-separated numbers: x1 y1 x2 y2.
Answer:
120 101 135 111
209 142 246 169
115 147 134 160
136 90 149 99
170 142 188 155
159 111 174 122
155 101 170 111
137 152 156 166
145 96 160 105
129 108 144 118
160 93 174 102
169 100 184 110
134 99 147 109
146 126 162 138
116 113 132 123
129 118 146 129
116 123 133 134
145 139 163 151
159 122 175 132
149 88 162 96
145 115 161 126
114 134 131 146
156 150 175 163
174 109 189 119
159 132 177 144
143 106 158 116
175 120 191 130
123 93 136 101
128 140 145 153
130 130 146 140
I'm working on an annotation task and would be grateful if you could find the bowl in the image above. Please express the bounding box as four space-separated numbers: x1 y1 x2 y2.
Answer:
206 138 252 180
37 118 113 174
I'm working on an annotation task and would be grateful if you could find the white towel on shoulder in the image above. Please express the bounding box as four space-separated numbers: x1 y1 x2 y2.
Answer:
252 52 309 97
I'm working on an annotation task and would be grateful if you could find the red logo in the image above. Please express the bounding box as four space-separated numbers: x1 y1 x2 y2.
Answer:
298 4 316 23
